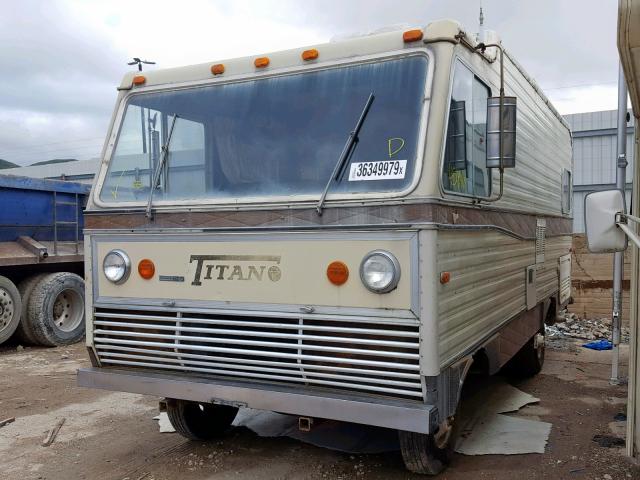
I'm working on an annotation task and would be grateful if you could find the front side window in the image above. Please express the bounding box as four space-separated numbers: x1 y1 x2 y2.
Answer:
104 107 205 202
442 60 491 197
99 56 428 204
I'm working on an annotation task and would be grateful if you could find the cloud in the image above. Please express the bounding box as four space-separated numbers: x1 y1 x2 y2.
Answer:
0 0 329 164
0 0 623 165
282 0 619 95
0 1 124 164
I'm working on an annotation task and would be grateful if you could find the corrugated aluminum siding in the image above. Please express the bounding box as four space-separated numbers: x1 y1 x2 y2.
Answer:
571 130 635 186
539 236 573 301
564 110 635 233
490 56 573 216
436 230 571 367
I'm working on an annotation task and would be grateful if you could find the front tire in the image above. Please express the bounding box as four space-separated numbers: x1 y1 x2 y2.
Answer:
399 430 450 475
0 276 22 344
166 399 238 441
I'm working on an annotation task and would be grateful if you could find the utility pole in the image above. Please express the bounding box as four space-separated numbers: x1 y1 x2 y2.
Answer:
611 63 629 385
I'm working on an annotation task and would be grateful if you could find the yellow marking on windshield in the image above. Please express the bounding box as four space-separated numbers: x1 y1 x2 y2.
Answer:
388 137 405 158
110 168 128 199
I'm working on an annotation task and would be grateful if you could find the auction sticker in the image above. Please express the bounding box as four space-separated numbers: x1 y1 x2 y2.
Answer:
348 160 407 181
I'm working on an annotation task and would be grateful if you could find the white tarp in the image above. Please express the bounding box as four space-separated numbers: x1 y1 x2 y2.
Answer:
454 379 552 455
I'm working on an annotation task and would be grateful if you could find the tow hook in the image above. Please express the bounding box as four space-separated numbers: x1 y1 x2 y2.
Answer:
298 417 314 432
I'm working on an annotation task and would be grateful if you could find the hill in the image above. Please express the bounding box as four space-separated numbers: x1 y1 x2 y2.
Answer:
30 158 77 166
0 159 19 169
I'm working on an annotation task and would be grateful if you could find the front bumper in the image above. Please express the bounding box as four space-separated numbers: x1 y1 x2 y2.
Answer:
77 367 434 433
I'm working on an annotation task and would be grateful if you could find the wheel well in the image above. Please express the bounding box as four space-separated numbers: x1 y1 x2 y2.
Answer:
544 297 557 325
470 348 490 376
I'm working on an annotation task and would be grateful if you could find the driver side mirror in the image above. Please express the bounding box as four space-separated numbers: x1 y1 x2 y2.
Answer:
584 189 627 253
486 96 517 169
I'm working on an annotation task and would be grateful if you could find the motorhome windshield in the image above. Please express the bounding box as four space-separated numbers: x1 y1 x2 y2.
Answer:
99 55 428 204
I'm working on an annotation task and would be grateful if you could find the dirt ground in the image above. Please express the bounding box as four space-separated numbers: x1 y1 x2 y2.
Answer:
0 339 638 480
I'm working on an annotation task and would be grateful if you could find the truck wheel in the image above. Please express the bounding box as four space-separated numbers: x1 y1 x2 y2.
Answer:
166 399 238 440
0 276 22 344
14 274 48 344
399 430 450 475
508 330 545 378
27 272 85 346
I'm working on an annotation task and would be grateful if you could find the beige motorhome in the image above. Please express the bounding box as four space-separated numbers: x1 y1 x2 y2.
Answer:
78 19 572 475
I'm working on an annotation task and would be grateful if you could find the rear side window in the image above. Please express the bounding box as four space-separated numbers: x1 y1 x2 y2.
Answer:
562 169 572 214
442 61 491 198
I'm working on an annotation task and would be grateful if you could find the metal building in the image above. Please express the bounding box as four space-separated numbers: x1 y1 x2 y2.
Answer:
564 109 635 232
2 159 99 184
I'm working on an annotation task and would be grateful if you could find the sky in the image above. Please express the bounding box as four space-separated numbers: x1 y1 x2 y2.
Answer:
0 0 623 166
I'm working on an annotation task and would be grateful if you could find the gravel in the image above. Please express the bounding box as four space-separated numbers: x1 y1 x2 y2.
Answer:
548 312 629 342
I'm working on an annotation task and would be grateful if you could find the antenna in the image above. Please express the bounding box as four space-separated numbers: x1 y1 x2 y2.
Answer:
477 3 485 43
127 58 156 71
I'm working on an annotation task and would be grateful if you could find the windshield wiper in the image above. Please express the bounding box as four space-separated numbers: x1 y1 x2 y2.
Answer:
145 114 179 219
316 92 375 216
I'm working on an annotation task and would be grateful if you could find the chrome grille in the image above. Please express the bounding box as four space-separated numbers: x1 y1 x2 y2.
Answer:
92 306 423 399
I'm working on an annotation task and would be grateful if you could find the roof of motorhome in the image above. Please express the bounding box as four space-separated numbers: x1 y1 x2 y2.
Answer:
119 18 569 131
618 0 640 116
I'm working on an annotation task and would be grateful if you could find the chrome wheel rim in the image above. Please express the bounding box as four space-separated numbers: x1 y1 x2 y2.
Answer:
0 287 15 333
52 288 83 332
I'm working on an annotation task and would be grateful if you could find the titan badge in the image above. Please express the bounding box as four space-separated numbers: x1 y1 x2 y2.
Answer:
189 255 282 286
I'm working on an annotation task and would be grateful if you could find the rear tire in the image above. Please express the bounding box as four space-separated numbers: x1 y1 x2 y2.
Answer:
14 273 48 345
0 276 22 344
27 272 85 346
166 399 238 441
507 330 545 378
399 430 450 475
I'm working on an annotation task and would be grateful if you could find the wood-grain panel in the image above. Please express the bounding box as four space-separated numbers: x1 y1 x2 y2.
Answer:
85 203 572 238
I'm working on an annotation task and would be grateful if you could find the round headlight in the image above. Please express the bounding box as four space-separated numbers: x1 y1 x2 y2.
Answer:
359 250 401 293
103 249 131 284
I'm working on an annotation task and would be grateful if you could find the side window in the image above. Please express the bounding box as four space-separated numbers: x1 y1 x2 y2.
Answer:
101 106 205 202
562 169 572 214
442 61 491 197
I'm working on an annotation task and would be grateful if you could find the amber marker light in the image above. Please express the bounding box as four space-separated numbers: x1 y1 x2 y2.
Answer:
302 49 319 61
440 271 451 284
327 261 349 286
138 259 156 280
132 75 146 86
254 57 270 68
211 64 225 75
403 29 424 43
